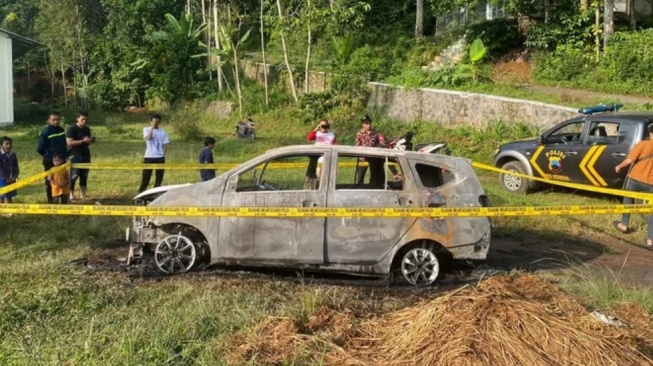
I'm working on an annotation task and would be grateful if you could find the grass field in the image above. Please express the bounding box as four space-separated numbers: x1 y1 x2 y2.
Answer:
1 105 652 364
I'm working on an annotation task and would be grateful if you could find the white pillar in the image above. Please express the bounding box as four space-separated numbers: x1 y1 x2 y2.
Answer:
0 33 13 125
486 3 494 20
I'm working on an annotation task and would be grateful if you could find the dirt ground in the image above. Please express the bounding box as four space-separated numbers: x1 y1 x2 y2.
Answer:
80 233 653 287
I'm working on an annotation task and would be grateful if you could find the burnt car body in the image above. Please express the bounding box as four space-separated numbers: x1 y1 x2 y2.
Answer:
127 145 491 285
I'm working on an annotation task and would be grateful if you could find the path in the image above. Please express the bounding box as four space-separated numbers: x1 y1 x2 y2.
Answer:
524 85 653 105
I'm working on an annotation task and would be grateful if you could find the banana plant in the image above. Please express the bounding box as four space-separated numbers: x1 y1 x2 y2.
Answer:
469 38 487 83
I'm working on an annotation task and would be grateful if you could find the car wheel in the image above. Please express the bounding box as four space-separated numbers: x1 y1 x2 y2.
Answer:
400 246 441 286
500 161 531 194
154 233 197 274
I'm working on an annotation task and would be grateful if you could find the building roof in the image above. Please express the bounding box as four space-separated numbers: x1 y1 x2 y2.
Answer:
0 28 41 58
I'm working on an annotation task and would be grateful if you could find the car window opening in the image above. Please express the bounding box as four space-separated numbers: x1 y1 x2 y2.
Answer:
415 163 457 188
337 154 404 190
236 154 324 192
586 122 630 145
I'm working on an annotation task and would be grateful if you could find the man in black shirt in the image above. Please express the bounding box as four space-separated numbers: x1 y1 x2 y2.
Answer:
37 111 67 203
66 111 95 201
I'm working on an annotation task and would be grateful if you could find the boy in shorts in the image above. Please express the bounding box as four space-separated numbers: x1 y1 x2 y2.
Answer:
0 136 19 204
49 154 69 204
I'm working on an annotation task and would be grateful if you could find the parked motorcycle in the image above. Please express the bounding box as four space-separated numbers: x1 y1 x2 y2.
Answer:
382 130 451 155
415 142 451 155
236 118 256 139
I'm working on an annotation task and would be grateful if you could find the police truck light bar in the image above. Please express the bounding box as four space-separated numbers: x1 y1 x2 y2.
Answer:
578 103 624 115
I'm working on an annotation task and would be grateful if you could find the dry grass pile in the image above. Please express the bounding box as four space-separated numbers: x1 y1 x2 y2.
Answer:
331 275 653 366
225 275 653 366
225 306 356 365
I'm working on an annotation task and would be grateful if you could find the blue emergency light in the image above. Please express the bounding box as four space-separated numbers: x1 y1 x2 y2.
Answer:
578 103 623 115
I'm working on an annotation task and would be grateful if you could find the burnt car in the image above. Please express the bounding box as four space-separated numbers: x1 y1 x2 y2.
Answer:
126 145 491 285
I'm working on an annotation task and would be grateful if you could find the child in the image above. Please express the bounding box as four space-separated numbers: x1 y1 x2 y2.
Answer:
199 137 216 182
0 136 19 204
49 154 69 204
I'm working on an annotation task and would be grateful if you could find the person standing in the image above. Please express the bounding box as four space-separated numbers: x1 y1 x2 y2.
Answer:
199 136 216 182
307 119 336 180
37 111 67 203
613 124 653 247
49 154 69 204
66 111 95 202
0 136 19 204
354 115 380 185
138 114 170 193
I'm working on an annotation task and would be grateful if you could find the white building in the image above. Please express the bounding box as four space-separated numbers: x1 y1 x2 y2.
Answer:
0 28 40 126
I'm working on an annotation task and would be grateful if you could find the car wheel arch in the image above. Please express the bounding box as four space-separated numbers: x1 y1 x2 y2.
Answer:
495 152 534 177
157 223 212 265
389 239 452 282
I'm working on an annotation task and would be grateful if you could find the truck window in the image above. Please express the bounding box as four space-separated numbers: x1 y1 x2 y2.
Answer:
585 122 630 145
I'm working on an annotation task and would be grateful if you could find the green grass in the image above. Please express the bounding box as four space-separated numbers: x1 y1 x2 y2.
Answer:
1 104 652 364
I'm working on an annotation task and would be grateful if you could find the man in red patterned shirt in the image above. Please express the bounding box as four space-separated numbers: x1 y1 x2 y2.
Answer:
354 115 380 184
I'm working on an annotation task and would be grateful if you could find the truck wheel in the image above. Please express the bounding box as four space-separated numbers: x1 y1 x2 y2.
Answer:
500 161 531 194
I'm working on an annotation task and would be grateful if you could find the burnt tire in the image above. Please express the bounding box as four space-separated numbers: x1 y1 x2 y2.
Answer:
499 161 532 194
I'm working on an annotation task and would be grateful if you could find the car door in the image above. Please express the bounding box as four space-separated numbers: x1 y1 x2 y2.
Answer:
530 119 589 183
219 152 328 264
583 119 638 187
325 153 417 264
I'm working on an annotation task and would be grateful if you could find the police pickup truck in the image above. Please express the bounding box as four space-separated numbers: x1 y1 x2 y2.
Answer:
494 104 653 194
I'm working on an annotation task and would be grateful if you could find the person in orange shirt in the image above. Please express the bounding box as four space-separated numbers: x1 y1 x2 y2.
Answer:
49 154 69 204
614 124 653 246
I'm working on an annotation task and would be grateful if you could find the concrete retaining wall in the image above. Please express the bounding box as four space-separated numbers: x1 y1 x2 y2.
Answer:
241 60 332 94
367 82 578 128
239 60 579 128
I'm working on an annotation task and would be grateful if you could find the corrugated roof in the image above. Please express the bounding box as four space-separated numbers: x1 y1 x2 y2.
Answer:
0 28 42 58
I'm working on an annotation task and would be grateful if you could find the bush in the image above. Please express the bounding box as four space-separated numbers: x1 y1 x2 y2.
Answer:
532 45 593 82
525 12 593 50
169 111 204 142
533 30 653 96
599 30 653 90
105 115 126 134
12 98 52 125
466 19 522 58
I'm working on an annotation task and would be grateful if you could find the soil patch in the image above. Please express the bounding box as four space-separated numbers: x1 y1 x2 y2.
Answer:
492 50 533 84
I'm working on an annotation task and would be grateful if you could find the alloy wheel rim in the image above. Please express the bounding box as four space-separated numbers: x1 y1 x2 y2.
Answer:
401 248 439 285
503 170 522 190
155 235 197 274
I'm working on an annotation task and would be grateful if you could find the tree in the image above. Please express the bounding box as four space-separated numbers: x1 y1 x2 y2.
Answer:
274 0 299 102
260 0 269 108
603 0 614 47
134 12 206 106
217 24 251 117
415 0 424 38
35 0 100 107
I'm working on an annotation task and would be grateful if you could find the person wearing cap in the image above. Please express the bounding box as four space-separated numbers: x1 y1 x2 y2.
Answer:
307 119 336 181
354 115 381 185
613 124 653 246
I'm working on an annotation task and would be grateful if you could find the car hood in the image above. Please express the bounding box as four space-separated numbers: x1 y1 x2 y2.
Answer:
145 178 227 207
134 183 193 200
499 137 539 150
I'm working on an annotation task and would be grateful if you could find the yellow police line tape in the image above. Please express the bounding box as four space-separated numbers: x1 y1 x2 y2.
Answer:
2 203 653 218
70 162 372 170
64 161 653 200
471 162 653 201
0 163 70 197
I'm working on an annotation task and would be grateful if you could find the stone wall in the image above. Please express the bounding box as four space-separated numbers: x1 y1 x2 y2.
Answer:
240 60 332 94
240 61 579 128
366 82 578 128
